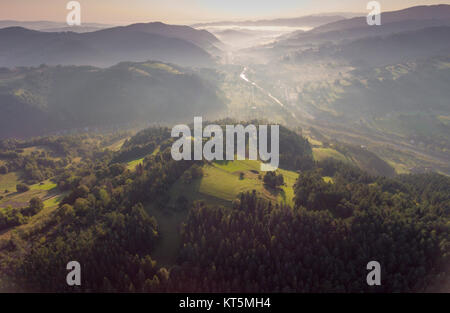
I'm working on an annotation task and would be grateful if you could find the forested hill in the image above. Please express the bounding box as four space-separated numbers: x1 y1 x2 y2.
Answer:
0 125 448 292
0 62 227 139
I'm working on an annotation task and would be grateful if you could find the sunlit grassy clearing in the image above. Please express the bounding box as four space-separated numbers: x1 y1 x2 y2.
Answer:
142 62 182 75
199 164 263 201
30 180 57 191
0 172 21 192
168 160 299 207
127 157 145 170
312 147 350 163
43 193 66 209
0 179 60 210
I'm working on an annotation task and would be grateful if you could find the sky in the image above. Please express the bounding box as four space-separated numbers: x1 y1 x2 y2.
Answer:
1 0 450 24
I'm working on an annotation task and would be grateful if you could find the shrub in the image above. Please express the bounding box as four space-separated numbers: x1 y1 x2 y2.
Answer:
16 183 30 193
263 172 284 188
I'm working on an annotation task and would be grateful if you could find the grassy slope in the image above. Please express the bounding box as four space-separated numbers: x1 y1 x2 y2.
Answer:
0 182 64 242
126 157 145 171
105 138 128 152
312 147 350 163
169 160 299 207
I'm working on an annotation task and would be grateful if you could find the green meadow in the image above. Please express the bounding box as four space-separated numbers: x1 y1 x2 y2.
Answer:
168 160 299 207
312 147 350 163
0 179 60 210
0 172 21 193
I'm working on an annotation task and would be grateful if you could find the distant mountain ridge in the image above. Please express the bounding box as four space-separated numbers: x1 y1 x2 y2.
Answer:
191 15 355 28
0 20 110 32
0 22 222 68
312 4 450 33
274 5 450 58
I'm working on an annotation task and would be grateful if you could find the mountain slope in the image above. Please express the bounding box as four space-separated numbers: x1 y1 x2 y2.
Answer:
288 26 450 67
120 22 221 52
278 5 450 48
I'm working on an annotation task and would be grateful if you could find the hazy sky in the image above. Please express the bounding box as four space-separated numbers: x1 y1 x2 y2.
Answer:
1 0 450 24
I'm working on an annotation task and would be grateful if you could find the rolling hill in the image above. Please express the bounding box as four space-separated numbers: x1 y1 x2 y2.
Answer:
0 61 227 138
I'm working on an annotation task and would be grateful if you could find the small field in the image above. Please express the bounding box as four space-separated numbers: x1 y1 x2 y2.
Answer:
0 172 21 193
0 179 59 210
30 180 57 191
169 160 299 207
